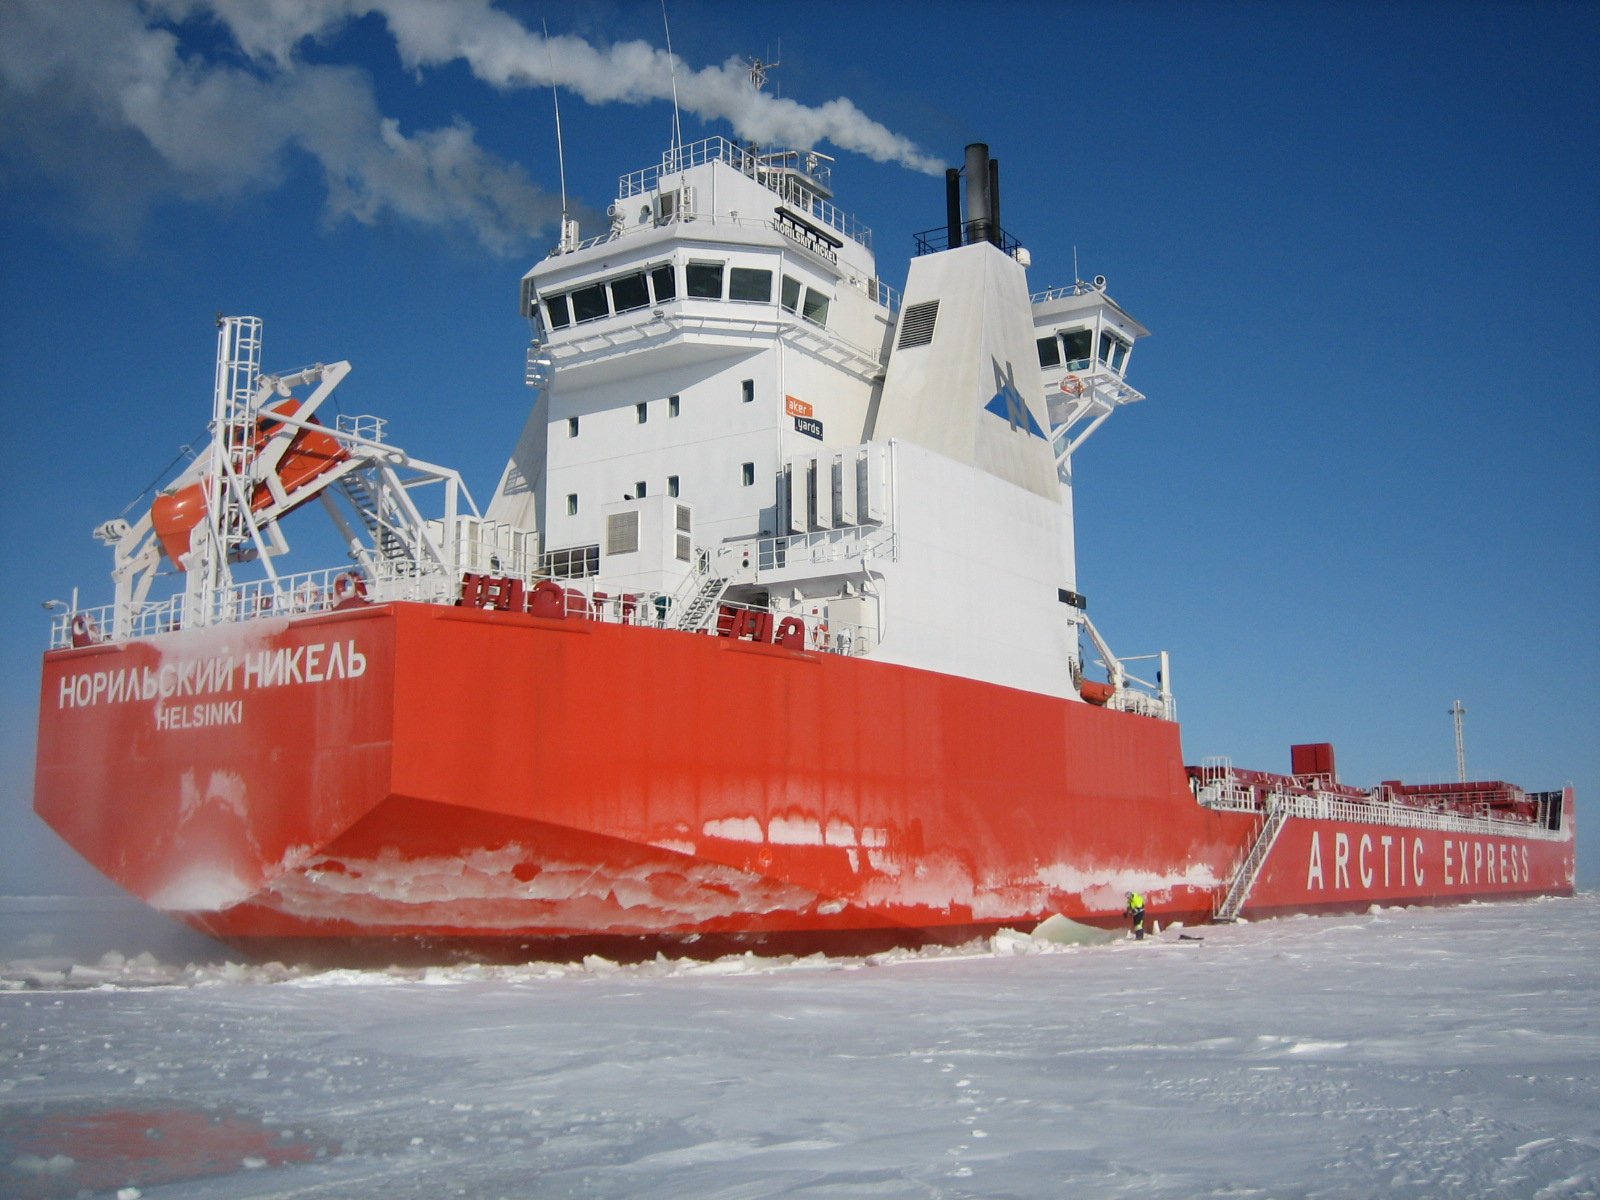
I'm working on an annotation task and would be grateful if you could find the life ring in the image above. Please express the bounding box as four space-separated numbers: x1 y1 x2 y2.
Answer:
69 612 100 648
332 571 369 609
1060 375 1084 397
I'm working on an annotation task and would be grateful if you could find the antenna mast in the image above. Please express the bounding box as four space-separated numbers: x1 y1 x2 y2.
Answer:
543 21 577 253
661 0 684 163
1449 699 1468 783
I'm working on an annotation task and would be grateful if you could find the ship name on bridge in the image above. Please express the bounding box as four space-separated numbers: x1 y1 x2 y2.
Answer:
55 640 367 711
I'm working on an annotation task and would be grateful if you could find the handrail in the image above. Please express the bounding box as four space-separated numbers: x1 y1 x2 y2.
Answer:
1195 771 1568 842
614 136 872 249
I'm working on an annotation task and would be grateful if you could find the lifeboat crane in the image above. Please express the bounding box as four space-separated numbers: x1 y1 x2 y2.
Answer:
84 317 528 643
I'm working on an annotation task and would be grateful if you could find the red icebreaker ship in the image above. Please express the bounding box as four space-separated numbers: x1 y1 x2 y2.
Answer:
35 139 1574 961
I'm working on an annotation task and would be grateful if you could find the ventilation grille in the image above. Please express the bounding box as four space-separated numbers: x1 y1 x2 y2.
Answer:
675 533 691 562
605 510 640 556
676 504 691 533
896 300 940 349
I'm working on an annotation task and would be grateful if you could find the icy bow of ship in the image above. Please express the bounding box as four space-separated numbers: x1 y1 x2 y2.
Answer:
35 136 1573 961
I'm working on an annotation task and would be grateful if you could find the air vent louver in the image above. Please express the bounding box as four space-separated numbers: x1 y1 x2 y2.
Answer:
896 300 940 349
605 510 640 555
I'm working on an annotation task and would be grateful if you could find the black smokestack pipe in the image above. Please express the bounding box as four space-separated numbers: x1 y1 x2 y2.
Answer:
945 168 962 248
987 157 1001 247
964 143 991 246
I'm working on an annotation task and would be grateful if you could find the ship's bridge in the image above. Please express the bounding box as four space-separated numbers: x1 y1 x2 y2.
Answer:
1031 280 1150 474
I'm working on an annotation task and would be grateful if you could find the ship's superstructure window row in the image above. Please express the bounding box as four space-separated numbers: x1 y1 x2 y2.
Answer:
540 259 832 332
1036 327 1098 372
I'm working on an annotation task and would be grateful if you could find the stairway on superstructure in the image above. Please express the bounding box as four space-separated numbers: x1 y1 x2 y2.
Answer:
337 472 409 563
673 553 729 632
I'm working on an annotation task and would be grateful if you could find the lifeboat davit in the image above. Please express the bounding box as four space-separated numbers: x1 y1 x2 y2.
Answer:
151 401 347 567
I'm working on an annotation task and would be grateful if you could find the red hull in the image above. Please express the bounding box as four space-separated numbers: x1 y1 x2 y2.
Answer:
35 604 1576 959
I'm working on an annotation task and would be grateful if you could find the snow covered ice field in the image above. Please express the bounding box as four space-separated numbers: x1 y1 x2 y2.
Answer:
1 895 1596 1199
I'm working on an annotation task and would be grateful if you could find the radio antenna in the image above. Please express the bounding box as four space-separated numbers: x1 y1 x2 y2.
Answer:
542 20 574 250
661 0 684 162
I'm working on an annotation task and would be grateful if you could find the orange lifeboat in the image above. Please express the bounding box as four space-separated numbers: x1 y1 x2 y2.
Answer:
151 400 348 567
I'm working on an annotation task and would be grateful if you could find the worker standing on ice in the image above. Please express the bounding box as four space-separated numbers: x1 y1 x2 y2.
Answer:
1124 891 1147 940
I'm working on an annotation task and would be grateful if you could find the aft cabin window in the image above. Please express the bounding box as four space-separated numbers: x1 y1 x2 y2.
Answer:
567 416 579 437
668 474 680 497
650 264 676 303
610 271 650 314
1099 331 1131 373
1036 336 1062 368
636 401 648 424
545 293 572 330
801 287 830 326
566 494 578 516
741 462 755 486
741 379 755 404
571 282 609 323
1061 329 1093 370
687 261 724 299
635 481 648 499
668 394 680 417
781 275 802 313
729 267 773 303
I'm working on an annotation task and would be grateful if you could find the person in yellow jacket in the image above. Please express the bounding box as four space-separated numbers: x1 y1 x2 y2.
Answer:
1124 891 1147 940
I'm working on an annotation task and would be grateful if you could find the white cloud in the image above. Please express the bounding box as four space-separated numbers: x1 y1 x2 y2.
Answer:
0 0 941 253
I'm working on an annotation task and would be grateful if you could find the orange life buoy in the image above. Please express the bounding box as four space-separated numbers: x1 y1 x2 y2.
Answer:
332 571 369 609
69 613 100 648
1061 375 1084 397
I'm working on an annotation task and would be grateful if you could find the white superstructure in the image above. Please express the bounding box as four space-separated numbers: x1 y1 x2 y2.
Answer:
484 136 1168 711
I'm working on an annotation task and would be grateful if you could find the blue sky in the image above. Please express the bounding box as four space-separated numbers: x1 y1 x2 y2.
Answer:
2 0 1596 895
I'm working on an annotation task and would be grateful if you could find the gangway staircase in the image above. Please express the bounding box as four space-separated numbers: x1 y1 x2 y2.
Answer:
1214 800 1290 923
673 551 729 632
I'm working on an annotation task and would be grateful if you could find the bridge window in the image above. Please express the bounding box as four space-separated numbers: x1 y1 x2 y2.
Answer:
1062 329 1092 370
801 287 830 326
687 261 724 299
610 271 650 313
1037 336 1061 368
650 264 677 303
781 275 801 313
1099 331 1130 373
545 293 572 329
571 282 609 323
730 267 773 303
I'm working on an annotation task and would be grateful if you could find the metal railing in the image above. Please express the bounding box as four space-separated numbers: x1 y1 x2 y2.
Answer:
1194 763 1568 842
616 136 873 249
